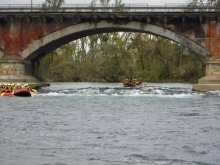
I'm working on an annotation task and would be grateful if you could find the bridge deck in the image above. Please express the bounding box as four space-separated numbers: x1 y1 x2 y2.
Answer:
0 4 219 13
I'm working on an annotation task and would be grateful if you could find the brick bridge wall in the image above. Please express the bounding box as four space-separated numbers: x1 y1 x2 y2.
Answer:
0 13 220 59
0 17 76 58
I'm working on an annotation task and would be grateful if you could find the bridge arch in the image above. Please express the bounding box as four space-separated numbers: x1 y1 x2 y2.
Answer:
22 20 210 61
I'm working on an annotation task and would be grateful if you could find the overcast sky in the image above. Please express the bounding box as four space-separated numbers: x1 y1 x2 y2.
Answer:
0 0 188 5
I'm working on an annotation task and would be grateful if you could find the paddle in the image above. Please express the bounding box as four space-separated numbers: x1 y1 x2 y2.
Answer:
12 85 17 95
30 88 37 97
143 82 147 86
31 89 37 93
119 82 123 86
30 92 35 97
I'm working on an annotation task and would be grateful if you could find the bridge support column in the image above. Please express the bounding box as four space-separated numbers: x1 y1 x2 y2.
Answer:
193 57 220 91
0 59 49 88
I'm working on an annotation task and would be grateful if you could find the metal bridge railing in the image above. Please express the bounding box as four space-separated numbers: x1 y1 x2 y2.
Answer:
0 4 219 13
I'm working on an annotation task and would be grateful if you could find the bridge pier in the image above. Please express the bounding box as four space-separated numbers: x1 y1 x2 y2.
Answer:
193 57 220 91
0 59 49 88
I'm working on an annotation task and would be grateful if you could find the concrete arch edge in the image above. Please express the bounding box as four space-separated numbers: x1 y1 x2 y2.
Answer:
21 20 210 60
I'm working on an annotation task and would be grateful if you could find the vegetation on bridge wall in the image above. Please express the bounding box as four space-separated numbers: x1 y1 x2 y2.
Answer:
38 32 206 83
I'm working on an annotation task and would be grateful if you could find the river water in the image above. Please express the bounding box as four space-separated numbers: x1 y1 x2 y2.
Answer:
0 82 220 165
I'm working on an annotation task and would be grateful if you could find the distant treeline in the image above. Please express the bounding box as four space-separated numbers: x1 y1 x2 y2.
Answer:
38 32 205 83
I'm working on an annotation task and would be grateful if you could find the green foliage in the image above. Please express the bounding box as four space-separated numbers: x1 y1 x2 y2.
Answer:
42 0 65 10
186 0 220 7
89 0 125 11
99 0 111 7
38 32 206 83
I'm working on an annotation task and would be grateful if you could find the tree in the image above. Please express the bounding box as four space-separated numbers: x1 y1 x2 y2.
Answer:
209 0 220 7
42 0 65 11
186 0 220 7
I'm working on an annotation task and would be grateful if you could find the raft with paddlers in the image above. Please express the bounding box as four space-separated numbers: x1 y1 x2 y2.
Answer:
0 82 37 97
120 78 147 87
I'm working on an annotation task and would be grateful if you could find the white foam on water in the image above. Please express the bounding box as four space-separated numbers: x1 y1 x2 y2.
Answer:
36 92 66 97
35 87 205 99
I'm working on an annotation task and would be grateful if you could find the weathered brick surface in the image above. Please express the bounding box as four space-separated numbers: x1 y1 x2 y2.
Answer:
0 16 220 58
1 18 74 57
208 21 220 56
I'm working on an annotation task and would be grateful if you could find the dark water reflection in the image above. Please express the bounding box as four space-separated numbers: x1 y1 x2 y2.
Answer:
0 83 220 165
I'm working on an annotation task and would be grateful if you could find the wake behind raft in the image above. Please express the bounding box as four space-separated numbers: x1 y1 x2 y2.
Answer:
0 82 37 97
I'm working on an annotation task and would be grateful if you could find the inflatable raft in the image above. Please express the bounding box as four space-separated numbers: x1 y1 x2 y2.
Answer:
0 83 37 97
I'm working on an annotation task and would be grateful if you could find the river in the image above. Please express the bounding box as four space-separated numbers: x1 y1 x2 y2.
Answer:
0 82 220 165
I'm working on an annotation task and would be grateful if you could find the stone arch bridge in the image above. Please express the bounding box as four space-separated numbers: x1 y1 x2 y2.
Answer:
0 4 220 91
